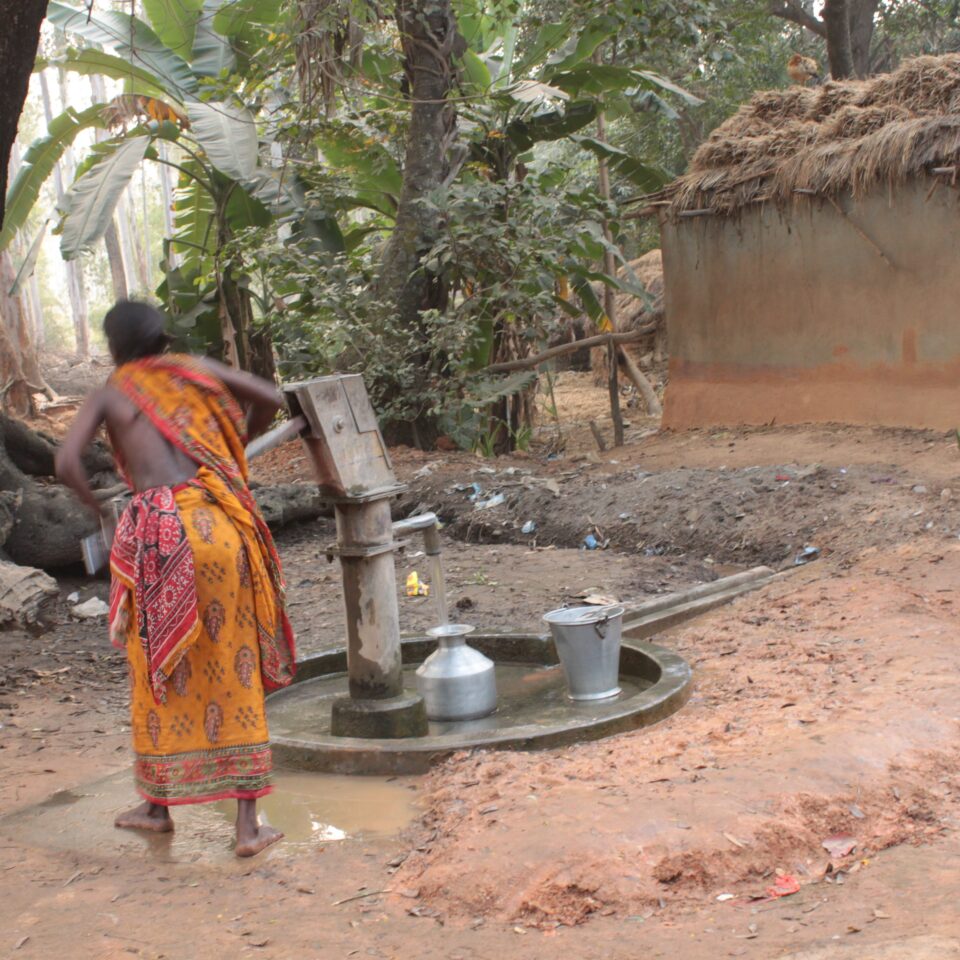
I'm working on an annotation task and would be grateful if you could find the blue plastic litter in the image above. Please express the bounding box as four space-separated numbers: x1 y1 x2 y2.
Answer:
794 545 820 566
583 534 598 550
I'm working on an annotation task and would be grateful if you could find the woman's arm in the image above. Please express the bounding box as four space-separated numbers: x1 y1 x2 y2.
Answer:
54 389 110 516
198 358 283 438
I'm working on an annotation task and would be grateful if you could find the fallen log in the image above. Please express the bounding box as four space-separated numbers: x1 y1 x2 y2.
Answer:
252 482 331 527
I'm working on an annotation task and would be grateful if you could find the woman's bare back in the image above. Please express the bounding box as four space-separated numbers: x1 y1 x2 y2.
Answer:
56 354 282 516
102 386 198 491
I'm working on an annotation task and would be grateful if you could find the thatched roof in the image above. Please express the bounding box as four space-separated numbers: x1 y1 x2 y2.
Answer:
659 54 960 218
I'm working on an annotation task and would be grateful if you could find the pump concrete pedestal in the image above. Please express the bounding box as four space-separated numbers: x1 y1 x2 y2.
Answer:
284 375 427 740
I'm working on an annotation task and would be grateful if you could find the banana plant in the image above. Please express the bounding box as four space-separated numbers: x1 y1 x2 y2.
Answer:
3 0 332 373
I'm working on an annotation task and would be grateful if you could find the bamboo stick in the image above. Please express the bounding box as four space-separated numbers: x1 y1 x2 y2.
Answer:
593 58 624 448
482 327 653 375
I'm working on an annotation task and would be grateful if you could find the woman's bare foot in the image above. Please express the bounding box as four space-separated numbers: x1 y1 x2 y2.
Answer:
235 797 282 857
235 823 283 858
115 801 173 833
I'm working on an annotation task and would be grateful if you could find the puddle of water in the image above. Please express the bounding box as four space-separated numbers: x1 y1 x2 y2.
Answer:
1 769 419 865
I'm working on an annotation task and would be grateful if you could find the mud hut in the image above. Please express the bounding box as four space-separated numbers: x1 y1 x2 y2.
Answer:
654 54 960 430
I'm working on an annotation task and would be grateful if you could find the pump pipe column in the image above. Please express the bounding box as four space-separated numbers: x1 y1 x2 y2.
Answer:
283 374 427 739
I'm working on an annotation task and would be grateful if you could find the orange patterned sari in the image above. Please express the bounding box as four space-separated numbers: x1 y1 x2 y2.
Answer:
108 354 296 804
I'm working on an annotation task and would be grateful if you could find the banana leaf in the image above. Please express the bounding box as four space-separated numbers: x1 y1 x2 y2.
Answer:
8 222 48 296
191 0 237 77
504 99 598 152
142 0 203 57
186 101 258 181
572 137 670 192
171 163 216 272
212 0 281 35
0 105 107 251
41 49 171 102
60 136 152 259
47 1 199 98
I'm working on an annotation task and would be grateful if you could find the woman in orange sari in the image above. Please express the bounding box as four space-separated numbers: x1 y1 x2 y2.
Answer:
56 301 296 857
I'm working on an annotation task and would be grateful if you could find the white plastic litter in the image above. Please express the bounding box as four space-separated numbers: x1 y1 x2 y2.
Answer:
71 597 110 619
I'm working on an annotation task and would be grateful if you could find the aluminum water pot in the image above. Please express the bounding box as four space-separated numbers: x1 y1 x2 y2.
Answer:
542 605 624 700
415 624 498 721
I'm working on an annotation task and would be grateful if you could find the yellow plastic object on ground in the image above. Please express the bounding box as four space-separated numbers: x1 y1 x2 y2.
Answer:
405 571 430 597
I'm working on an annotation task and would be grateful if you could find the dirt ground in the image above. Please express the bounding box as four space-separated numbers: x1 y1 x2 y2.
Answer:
6 370 960 958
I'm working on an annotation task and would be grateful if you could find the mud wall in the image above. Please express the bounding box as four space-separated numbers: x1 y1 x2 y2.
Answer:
660 181 960 430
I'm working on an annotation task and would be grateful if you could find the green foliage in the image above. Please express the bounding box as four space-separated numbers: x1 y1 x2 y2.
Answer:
185 101 259 181
423 173 614 360
220 160 632 445
21 0 717 436
60 136 152 259
142 0 204 57
190 0 238 77
572 136 668 190
40 49 171 98
9 222 48 297
1 105 107 250
46 0 199 98
212 0 283 36
313 122 403 215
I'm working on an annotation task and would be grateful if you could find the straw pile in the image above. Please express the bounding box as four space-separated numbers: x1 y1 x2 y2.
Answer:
589 250 665 384
661 54 960 217
590 250 664 332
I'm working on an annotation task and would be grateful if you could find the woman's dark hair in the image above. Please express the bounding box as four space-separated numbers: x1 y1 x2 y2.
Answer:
103 300 172 365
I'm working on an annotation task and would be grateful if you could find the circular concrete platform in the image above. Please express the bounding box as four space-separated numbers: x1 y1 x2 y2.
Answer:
267 633 692 774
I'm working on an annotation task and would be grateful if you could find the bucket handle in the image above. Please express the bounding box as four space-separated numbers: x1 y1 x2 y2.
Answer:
590 604 622 638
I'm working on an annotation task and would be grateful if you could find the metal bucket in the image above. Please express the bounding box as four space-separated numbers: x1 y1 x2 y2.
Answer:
542 605 624 701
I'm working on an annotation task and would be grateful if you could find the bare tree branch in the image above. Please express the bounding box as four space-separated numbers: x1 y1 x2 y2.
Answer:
768 0 827 37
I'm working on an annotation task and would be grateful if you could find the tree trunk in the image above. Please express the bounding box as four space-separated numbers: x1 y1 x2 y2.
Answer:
769 0 878 78
379 0 456 318
219 268 277 381
42 69 91 357
7 141 46 349
849 0 879 77
126 192 150 293
91 77 129 302
27 274 44 347
0 134 53 406
67 257 91 358
55 68 91 356
116 192 142 295
0 0 48 227
594 89 624 448
157 141 178 268
823 0 856 79
0 251 51 417
376 0 457 447
104 220 129 300
248 325 278 384
140 166 152 292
